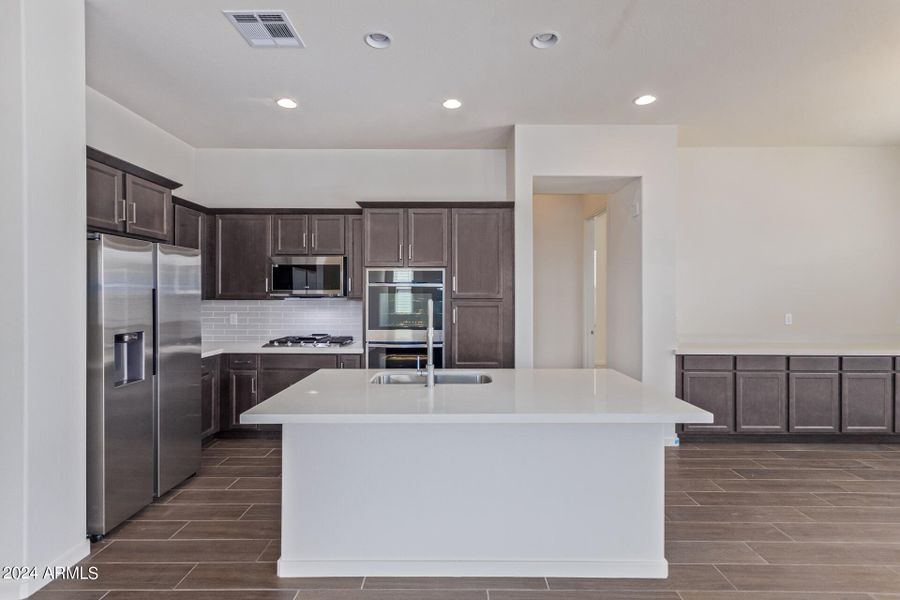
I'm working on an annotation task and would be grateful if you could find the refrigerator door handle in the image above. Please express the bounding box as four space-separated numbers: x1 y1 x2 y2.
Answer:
152 288 158 376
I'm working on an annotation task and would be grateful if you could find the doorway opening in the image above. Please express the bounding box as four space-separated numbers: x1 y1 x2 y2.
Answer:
531 176 642 379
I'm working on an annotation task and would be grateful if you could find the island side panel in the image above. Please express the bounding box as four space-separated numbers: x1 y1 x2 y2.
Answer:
279 422 668 578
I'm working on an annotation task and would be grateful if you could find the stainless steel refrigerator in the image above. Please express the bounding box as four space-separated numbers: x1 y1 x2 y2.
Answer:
87 234 201 537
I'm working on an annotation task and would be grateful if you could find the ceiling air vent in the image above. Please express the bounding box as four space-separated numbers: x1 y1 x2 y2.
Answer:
223 10 304 48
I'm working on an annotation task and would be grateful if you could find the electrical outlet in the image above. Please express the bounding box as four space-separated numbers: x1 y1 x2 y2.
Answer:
229 313 238 325
784 313 793 326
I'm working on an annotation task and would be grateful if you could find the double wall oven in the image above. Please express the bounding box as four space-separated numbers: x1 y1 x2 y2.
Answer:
366 269 444 368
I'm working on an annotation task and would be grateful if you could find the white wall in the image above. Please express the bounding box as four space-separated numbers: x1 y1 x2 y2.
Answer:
1 1 89 598
607 180 643 380
594 213 608 366
513 125 679 394
194 148 506 208
677 147 900 344
87 87 196 198
533 195 588 368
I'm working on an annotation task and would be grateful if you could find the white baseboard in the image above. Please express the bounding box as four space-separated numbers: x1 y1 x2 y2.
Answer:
277 558 668 579
8 538 90 600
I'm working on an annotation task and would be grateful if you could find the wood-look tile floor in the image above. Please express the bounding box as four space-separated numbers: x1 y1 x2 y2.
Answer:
35 438 900 599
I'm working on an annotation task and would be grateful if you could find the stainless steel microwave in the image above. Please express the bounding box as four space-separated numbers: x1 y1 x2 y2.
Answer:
270 256 344 297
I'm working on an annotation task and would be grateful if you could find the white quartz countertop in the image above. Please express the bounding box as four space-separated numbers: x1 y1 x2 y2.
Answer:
241 368 713 425
676 342 900 356
201 341 364 359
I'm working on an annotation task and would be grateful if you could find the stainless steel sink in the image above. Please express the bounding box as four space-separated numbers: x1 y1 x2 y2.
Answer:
370 371 493 385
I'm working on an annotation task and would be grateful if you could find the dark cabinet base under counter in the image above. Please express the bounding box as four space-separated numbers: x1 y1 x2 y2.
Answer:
205 348 364 433
677 351 900 440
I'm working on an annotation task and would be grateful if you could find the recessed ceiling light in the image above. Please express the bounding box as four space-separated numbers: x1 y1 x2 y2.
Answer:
276 97 298 109
365 32 391 49
531 32 559 49
442 98 462 110
633 94 657 106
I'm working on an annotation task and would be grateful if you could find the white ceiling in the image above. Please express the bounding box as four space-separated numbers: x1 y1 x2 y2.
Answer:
86 0 900 149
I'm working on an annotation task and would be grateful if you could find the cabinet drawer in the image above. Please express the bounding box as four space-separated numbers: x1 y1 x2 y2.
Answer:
790 356 839 372
842 356 893 372
682 355 734 371
228 354 259 369
736 356 786 371
259 354 337 370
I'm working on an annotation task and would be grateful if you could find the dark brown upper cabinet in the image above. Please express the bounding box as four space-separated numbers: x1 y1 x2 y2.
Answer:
345 215 364 299
450 300 513 368
364 208 406 266
272 214 345 255
272 214 309 255
87 159 125 233
215 214 272 299
174 204 202 250
407 208 449 266
451 208 513 299
124 175 171 240
310 214 345 255
363 207 449 267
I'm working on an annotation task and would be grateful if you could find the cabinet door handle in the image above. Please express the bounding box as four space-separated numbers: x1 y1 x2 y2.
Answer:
347 277 351 295
452 276 457 293
303 232 307 248
339 361 344 369
129 202 137 224
399 244 403 261
118 199 127 222
312 233 316 248
265 277 269 293
408 244 412 261
251 377 257 394
453 306 457 324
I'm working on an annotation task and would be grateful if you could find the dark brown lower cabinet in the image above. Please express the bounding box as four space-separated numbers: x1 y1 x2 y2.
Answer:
897 374 900 433
200 356 220 439
842 372 893 433
217 352 376 432
449 300 513 368
682 371 734 433
789 372 840 433
258 355 338 400
736 371 787 432
337 355 362 369
229 369 258 430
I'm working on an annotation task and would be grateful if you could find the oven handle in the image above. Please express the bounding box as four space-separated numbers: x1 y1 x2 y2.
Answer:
367 342 444 349
366 283 444 288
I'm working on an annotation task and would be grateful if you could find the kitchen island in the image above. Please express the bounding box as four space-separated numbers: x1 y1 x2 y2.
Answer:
242 368 711 579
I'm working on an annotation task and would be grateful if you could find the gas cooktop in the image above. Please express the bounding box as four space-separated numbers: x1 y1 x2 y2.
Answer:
263 334 354 348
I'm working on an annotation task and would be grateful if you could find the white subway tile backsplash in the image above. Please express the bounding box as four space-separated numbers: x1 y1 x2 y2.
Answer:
202 299 363 343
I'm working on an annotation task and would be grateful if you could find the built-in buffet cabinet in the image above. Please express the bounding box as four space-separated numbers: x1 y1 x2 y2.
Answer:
677 354 900 437
201 353 363 437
